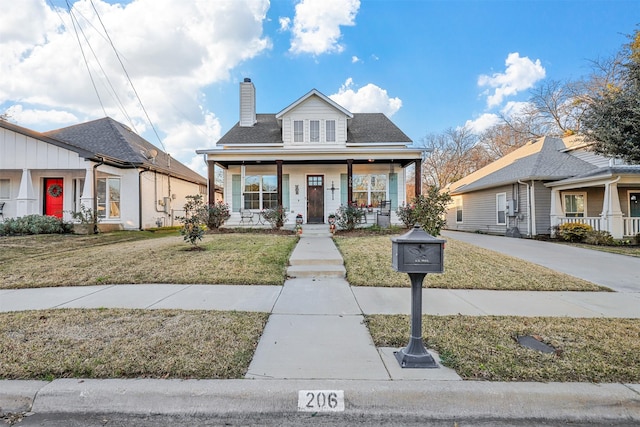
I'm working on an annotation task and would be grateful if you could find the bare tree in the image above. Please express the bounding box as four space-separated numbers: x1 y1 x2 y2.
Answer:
418 126 489 189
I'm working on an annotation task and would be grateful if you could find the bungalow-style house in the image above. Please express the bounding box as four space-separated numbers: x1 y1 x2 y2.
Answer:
444 135 640 239
0 118 207 230
196 79 423 225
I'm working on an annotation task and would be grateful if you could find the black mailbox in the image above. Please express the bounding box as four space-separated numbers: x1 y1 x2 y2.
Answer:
392 225 445 274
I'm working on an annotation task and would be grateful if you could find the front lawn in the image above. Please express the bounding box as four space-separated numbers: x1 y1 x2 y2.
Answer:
368 314 640 382
0 309 268 380
335 235 607 291
0 232 297 289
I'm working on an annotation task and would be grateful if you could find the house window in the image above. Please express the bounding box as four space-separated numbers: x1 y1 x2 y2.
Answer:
496 193 506 225
353 174 387 207
244 175 277 210
0 178 10 199
73 178 84 213
97 177 120 219
310 120 320 142
454 197 463 223
563 192 586 217
293 120 304 143
326 120 336 142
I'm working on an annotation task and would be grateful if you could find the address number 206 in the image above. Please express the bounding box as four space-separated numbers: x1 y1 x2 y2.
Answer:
297 390 345 412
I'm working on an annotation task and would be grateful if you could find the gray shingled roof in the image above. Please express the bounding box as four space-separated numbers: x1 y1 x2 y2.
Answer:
451 137 598 194
45 117 205 184
216 112 412 146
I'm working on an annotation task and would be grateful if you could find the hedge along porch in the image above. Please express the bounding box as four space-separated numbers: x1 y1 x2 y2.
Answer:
197 79 424 226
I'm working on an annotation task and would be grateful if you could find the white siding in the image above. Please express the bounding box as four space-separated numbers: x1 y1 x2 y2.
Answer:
281 97 348 146
0 127 85 170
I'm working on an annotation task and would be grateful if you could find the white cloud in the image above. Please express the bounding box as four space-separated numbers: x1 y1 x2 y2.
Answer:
464 113 501 134
5 105 79 127
329 78 402 117
351 55 360 63
478 52 546 108
279 16 291 32
0 0 270 170
288 0 360 55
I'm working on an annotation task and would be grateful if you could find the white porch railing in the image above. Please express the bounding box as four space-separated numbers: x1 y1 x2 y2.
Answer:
558 217 602 231
624 217 640 237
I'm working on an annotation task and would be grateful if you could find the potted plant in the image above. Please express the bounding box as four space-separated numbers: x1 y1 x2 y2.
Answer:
68 205 99 234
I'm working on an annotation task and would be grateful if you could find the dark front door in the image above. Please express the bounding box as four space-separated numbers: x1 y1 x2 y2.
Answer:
631 192 640 217
307 175 324 223
44 178 64 218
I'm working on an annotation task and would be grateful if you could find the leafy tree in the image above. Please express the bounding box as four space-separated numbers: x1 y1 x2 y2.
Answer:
582 29 640 164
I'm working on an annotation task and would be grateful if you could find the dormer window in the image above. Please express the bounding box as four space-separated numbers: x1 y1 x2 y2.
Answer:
326 120 336 142
310 120 320 142
294 120 304 143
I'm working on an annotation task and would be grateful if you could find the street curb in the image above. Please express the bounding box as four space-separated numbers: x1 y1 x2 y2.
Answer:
3 379 640 423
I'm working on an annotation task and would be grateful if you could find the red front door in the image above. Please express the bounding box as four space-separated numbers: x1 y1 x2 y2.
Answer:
44 178 64 218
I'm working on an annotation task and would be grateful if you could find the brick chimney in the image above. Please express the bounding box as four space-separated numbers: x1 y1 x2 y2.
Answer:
239 78 256 127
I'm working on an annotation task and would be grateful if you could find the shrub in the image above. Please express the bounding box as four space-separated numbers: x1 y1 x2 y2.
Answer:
584 230 615 245
335 204 365 231
0 214 72 236
557 222 593 242
262 205 288 229
207 201 231 229
176 194 208 247
409 186 452 236
635 233 640 246
396 203 416 228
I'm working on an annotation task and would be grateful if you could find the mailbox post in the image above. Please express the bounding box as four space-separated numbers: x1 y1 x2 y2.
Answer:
391 225 445 368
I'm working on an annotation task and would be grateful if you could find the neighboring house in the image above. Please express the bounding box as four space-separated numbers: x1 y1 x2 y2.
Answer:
0 118 207 230
444 135 640 239
196 79 424 225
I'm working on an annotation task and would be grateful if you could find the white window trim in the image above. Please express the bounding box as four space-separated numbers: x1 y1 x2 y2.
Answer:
325 119 336 142
562 191 587 217
496 192 507 225
97 177 121 219
455 197 463 223
244 175 278 210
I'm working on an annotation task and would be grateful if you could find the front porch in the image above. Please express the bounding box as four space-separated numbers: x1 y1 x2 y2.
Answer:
556 216 640 238
548 172 640 239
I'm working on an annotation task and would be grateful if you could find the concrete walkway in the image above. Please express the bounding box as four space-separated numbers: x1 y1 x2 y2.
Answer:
2 226 640 424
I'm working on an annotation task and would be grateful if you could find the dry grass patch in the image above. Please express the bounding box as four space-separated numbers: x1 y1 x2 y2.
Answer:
0 309 268 380
334 235 607 291
0 232 297 289
367 315 640 382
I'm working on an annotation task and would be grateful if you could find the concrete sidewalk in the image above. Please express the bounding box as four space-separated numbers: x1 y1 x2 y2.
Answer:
2 226 640 424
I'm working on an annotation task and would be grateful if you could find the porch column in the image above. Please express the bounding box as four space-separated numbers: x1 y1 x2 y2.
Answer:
207 160 216 204
347 159 353 205
549 188 563 237
16 168 36 217
603 178 623 238
81 165 94 210
414 158 422 196
276 160 283 208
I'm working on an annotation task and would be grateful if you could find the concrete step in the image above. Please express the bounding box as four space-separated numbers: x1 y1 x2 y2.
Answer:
286 264 346 279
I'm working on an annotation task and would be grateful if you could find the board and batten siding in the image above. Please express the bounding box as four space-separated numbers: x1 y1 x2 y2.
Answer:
0 127 86 170
281 97 348 145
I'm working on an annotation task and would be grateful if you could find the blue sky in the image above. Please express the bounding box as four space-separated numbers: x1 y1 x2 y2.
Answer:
1 0 638 175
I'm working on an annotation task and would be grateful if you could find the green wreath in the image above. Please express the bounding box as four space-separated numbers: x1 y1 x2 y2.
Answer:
48 184 63 198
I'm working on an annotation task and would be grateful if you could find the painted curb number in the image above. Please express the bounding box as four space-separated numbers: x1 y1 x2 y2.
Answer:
297 390 344 412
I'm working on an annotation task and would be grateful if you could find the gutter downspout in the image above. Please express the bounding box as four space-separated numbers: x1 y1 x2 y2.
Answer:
138 168 149 231
530 180 536 235
518 180 531 237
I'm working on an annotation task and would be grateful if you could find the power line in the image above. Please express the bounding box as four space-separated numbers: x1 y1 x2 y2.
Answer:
88 0 168 156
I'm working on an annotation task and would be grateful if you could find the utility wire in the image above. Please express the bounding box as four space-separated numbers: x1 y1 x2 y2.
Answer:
88 0 168 157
